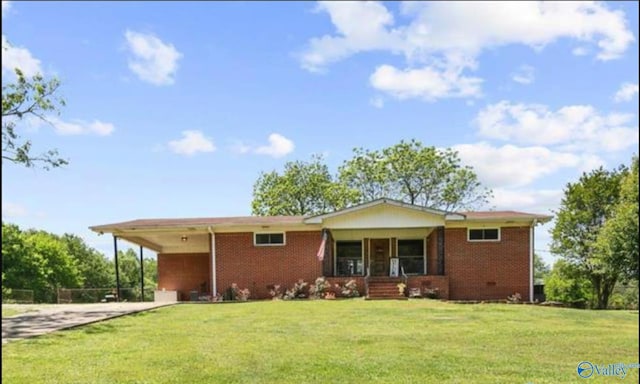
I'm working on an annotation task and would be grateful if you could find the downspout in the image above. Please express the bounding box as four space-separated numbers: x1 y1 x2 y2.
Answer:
530 219 536 303
208 226 216 298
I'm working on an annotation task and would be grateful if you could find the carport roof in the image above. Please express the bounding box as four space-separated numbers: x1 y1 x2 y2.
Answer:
90 215 305 233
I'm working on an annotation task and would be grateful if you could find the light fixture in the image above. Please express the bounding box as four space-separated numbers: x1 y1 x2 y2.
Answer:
181 235 188 242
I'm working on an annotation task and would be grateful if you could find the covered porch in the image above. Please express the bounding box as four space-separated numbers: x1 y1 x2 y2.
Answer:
304 199 459 299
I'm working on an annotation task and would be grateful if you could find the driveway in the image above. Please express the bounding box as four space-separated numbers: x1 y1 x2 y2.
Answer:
2 302 176 344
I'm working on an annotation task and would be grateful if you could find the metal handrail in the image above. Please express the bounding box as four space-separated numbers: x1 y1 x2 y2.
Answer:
401 266 408 285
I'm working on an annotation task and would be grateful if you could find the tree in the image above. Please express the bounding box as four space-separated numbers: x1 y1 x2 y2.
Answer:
2 223 83 303
533 253 550 284
545 259 592 307
338 139 492 211
116 249 157 301
550 165 627 309
252 154 359 216
2 67 68 169
60 234 114 288
595 156 639 282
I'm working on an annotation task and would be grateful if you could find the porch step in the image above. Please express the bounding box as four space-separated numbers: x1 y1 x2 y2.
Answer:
367 279 407 300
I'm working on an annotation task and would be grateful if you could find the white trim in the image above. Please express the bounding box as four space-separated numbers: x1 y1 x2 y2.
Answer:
303 198 463 224
529 220 536 302
467 228 501 242
253 232 286 246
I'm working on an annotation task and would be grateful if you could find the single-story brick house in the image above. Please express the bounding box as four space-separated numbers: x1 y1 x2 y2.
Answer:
89 198 552 301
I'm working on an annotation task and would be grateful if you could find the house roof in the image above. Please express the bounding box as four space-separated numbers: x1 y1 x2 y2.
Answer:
89 199 552 234
458 211 553 223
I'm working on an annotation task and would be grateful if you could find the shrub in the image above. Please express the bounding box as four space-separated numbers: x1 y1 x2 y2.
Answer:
423 287 440 299
507 292 522 303
337 279 359 298
267 284 284 300
284 279 309 300
309 277 331 299
226 283 250 301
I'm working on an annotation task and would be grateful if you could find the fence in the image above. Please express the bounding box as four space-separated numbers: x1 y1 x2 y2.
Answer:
2 289 35 304
57 288 153 304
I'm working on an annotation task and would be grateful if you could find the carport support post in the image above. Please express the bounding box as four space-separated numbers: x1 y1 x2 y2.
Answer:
139 246 144 302
114 235 121 302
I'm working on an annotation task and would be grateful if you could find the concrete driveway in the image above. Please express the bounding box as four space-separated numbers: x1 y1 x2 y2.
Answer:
2 302 176 344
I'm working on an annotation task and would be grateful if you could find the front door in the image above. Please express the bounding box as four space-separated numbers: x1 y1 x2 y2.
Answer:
370 238 389 276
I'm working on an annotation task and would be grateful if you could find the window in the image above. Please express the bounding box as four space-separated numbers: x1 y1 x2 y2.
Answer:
254 233 285 246
468 228 500 241
336 241 363 276
398 239 424 275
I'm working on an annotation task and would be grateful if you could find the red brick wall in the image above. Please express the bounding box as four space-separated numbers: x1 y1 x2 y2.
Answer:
445 227 530 300
157 253 210 301
215 231 323 299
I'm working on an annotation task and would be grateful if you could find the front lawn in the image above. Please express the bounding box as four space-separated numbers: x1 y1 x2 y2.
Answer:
2 300 638 383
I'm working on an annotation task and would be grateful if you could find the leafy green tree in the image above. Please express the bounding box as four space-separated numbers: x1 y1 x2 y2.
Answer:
595 156 639 282
533 253 550 284
116 249 157 301
252 154 358 216
545 259 592 307
2 223 82 302
550 165 627 309
2 67 67 169
61 234 114 288
339 139 492 211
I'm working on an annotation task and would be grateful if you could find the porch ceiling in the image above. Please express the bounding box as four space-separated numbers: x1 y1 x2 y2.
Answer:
116 231 210 254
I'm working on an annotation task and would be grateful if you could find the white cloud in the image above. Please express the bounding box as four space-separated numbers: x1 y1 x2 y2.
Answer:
300 1 403 72
1 201 27 219
369 64 482 101
399 2 634 61
613 82 639 102
2 1 10 14
1 35 42 77
255 133 295 158
300 1 634 100
124 30 182 86
511 65 535 85
490 188 562 213
167 130 216 156
474 101 638 152
27 116 115 136
229 140 252 154
452 142 598 188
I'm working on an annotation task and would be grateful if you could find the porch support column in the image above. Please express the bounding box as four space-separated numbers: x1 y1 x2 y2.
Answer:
113 235 121 302
209 229 217 297
437 226 445 275
139 245 144 302
322 229 333 277
530 220 536 303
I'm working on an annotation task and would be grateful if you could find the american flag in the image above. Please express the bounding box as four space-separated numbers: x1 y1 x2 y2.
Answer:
317 229 328 261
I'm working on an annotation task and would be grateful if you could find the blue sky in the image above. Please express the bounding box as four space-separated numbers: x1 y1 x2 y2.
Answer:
2 1 638 265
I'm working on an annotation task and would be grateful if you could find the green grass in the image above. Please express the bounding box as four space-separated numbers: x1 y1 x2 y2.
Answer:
2 300 638 383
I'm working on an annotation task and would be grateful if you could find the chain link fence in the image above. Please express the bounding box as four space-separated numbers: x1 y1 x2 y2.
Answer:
2 289 35 304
